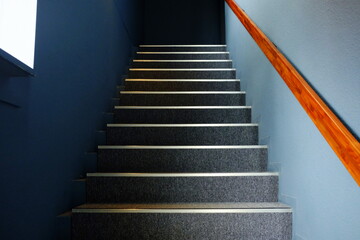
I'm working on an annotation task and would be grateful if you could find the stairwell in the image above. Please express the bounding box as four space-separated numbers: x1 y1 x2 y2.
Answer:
71 45 292 239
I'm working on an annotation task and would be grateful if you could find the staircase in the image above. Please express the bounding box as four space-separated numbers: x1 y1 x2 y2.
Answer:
72 45 292 239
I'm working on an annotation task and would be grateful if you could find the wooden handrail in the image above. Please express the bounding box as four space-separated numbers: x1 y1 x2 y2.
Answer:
225 0 360 186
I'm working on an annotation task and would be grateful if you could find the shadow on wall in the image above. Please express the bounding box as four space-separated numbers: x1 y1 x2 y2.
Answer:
0 0 142 239
225 0 360 239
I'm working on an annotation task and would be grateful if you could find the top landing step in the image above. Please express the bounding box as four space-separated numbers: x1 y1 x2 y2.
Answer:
136 51 230 60
138 45 228 53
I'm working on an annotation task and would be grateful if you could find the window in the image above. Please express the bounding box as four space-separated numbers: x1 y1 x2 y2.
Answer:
0 0 38 69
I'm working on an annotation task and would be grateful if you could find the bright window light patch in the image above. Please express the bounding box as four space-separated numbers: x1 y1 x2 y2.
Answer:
0 0 38 68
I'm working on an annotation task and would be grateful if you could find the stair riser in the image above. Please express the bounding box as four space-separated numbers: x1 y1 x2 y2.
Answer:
97 148 267 172
132 61 232 68
138 47 227 52
106 126 258 145
118 94 245 106
136 53 229 60
113 108 250 123
86 176 278 203
128 70 236 79
72 212 292 240
124 81 240 91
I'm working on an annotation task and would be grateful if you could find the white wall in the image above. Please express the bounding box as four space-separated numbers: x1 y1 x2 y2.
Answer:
0 0 37 68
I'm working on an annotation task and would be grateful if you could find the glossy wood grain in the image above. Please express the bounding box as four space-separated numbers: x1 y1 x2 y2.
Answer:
225 0 360 185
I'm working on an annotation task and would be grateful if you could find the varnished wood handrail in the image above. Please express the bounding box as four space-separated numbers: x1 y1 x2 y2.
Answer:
225 0 360 186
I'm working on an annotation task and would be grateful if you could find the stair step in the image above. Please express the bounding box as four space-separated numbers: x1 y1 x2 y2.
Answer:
71 44 292 238
132 60 232 68
124 79 240 91
86 173 278 203
138 44 228 52
135 52 230 60
97 145 267 172
118 91 246 106
106 123 258 145
128 68 236 79
72 203 292 240
113 106 250 123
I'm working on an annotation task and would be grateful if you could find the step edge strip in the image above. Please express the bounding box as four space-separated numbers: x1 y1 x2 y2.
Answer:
137 52 230 54
98 145 267 149
114 106 250 109
129 68 236 71
72 208 292 214
133 60 232 62
86 172 279 177
106 123 258 127
139 45 227 47
125 79 240 82
120 91 245 94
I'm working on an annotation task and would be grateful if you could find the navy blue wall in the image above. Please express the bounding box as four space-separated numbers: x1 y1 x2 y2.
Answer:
143 0 225 44
0 0 142 239
225 0 360 239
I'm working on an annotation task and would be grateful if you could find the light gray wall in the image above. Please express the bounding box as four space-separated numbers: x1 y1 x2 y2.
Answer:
225 0 360 239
